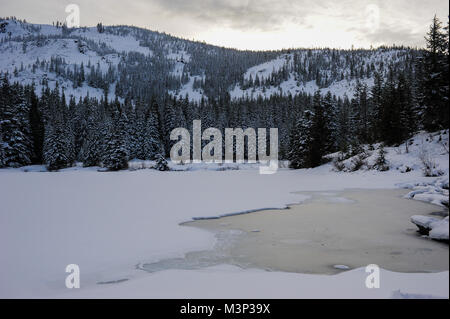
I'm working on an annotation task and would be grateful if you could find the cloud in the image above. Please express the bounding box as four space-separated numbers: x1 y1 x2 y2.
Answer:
0 0 448 49
148 0 319 31
355 24 423 47
145 0 448 45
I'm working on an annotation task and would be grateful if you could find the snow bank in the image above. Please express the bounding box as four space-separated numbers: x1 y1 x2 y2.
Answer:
331 130 449 176
55 265 449 299
402 177 449 207
411 215 449 241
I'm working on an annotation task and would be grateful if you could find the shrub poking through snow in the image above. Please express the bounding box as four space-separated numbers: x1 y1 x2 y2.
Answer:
373 145 389 171
155 154 169 171
332 156 346 172
419 146 444 177
349 152 368 172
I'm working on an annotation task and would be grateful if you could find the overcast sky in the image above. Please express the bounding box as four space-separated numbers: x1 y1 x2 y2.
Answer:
0 0 448 50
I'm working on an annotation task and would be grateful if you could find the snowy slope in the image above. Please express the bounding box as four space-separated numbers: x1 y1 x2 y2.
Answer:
0 19 152 103
0 18 415 103
230 48 404 100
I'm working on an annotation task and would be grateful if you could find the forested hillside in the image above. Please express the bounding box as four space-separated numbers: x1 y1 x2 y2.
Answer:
0 16 448 170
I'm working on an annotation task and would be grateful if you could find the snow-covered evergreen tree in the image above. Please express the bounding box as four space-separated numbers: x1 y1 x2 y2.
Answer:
0 131 6 167
310 91 327 167
373 144 389 171
369 72 384 141
143 100 163 159
322 91 338 154
154 153 169 171
43 122 74 171
102 107 129 171
0 79 33 167
80 109 104 167
288 110 314 169
420 16 449 131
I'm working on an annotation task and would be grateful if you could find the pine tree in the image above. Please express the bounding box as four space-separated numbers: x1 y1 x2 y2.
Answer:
397 72 417 140
27 85 44 164
288 109 314 169
0 131 6 167
310 91 327 166
80 106 104 167
351 81 369 144
102 107 129 171
373 144 389 171
163 97 186 156
369 72 384 141
144 99 163 159
336 95 351 152
43 122 74 171
0 79 33 167
379 69 402 145
420 16 449 131
154 153 169 171
322 91 338 153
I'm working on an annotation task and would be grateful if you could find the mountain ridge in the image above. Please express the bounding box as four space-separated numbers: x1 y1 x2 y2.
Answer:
0 17 419 104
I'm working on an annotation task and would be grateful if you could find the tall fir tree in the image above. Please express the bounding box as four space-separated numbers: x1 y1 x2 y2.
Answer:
80 101 104 167
102 105 129 171
43 123 72 171
420 16 449 130
143 98 164 159
322 91 338 153
310 91 327 166
369 72 384 141
27 85 44 164
288 109 314 169
0 78 33 167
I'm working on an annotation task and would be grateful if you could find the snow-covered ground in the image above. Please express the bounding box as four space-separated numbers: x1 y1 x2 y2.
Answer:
0 131 448 298
230 75 374 100
169 74 207 103
1 148 448 298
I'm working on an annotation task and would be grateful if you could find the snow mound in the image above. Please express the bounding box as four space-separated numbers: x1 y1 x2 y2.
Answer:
411 215 449 241
403 177 449 207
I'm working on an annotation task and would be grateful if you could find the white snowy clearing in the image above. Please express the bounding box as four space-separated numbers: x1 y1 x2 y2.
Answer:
0 130 448 298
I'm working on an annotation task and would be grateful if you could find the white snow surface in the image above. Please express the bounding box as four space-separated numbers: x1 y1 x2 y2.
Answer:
169 75 206 103
330 130 449 175
1 160 449 298
55 265 448 299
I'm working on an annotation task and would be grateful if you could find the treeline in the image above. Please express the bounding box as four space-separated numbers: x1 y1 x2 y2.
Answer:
0 79 166 170
288 16 449 168
0 77 304 170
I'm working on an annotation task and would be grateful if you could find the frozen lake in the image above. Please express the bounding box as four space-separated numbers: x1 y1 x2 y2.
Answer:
177 189 448 274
